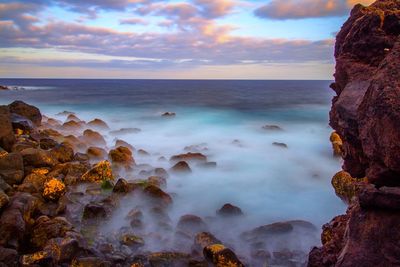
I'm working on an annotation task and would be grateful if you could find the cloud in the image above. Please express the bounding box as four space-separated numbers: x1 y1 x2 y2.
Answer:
193 0 236 18
254 0 374 20
119 17 149 25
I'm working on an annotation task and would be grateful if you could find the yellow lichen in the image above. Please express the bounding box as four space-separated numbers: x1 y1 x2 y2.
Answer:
43 178 66 201
209 244 225 253
330 132 343 157
81 160 114 183
22 251 49 265
32 168 49 175
331 171 367 204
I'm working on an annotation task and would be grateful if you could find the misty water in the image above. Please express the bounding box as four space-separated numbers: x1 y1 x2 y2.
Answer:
0 79 345 264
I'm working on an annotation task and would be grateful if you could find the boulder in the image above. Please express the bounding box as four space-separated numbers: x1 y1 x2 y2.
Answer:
203 244 244 267
0 152 24 185
170 152 207 163
42 178 66 201
113 178 136 193
0 247 18 266
177 214 208 236
193 232 222 254
82 129 106 147
8 101 42 126
87 146 107 160
39 138 59 150
171 161 192 173
19 172 48 193
0 106 16 151
21 148 58 168
114 139 134 151
10 113 35 135
82 203 107 220
50 142 74 163
108 146 135 169
143 185 172 207
87 118 109 130
62 120 84 131
81 160 114 183
31 216 73 248
66 114 81 122
262 124 283 131
216 203 243 217
0 190 9 211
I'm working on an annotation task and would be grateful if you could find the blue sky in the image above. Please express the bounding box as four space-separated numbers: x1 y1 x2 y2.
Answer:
0 0 374 79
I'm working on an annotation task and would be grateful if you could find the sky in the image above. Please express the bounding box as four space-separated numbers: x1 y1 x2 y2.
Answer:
0 0 375 79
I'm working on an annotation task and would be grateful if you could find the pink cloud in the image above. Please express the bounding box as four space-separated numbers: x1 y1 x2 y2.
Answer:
119 17 149 25
254 0 375 20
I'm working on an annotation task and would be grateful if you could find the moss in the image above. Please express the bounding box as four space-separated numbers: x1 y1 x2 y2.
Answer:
331 171 367 204
101 180 114 190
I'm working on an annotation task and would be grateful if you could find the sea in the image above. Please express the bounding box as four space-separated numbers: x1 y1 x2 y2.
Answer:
0 79 345 261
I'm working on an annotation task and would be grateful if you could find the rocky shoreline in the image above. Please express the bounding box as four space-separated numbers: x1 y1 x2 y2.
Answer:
308 0 400 266
0 100 322 267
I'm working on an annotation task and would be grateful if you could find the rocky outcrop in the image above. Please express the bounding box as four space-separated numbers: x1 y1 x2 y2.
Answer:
309 1 400 266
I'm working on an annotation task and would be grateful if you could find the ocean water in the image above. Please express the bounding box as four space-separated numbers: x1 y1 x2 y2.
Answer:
0 79 345 260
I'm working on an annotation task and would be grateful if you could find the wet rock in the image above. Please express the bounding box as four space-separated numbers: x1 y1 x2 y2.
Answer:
82 129 106 147
330 131 343 157
119 233 145 248
81 160 114 183
19 172 48 193
113 178 136 193
21 148 59 168
50 142 74 163
177 215 208 236
0 106 16 151
0 192 38 249
0 190 9 210
66 113 81 122
82 203 107 220
272 142 288 148
49 162 89 185
154 167 169 178
87 146 107 160
11 113 35 135
71 257 112 267
31 215 73 248
39 138 59 150
193 232 222 254
42 235 82 263
203 244 244 267
8 100 42 126
262 124 283 131
43 178 66 201
170 152 207 163
143 185 173 207
114 139 134 151
0 247 18 266
217 203 243 217
359 185 400 210
138 149 150 156
171 161 192 173
241 221 294 242
331 170 367 204
108 146 135 169
62 120 83 131
74 152 90 162
110 128 141 136
0 152 24 185
87 118 110 130
162 112 176 117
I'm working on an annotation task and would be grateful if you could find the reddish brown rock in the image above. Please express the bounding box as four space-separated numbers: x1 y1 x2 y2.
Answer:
171 161 192 173
108 146 135 169
216 203 243 217
329 0 400 184
0 106 16 151
170 152 207 163
8 101 42 126
87 146 107 160
82 129 106 146
87 118 109 130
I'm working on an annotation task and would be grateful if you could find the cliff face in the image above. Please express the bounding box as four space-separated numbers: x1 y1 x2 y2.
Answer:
309 0 400 266
330 0 400 185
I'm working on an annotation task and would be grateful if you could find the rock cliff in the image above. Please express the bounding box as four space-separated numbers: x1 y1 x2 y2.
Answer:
309 0 400 266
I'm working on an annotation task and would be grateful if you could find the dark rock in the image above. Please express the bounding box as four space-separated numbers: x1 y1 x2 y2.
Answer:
177 214 208 235
272 142 288 148
0 152 24 185
0 247 18 266
0 190 9 211
108 146 135 170
87 118 109 130
82 129 106 146
10 113 35 135
82 203 107 220
0 106 16 151
143 185 172 207
87 146 107 160
217 203 243 217
359 185 400 210
170 152 207 163
241 221 294 242
74 152 90 162
50 142 74 163
39 138 59 150
31 216 73 248
71 257 112 267
8 101 42 126
21 148 58 168
171 161 192 173
262 124 283 131
113 178 135 193
138 149 150 156
162 112 176 117
110 128 141 136
114 139 134 151
193 232 222 254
